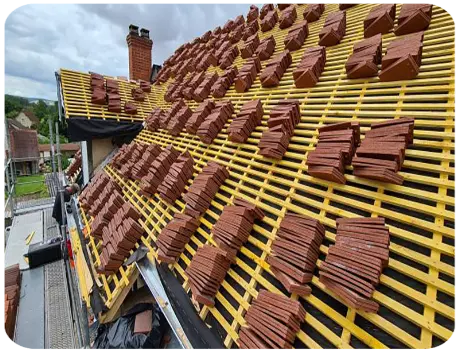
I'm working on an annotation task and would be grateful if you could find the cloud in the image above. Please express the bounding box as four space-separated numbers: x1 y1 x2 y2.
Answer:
5 3 250 100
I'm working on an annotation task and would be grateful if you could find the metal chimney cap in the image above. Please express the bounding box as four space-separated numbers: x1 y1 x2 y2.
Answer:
140 28 150 38
129 24 139 35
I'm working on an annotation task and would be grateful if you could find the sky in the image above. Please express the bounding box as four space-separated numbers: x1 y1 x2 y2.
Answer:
4 3 251 100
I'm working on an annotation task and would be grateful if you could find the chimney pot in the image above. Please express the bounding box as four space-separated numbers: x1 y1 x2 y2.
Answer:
140 28 150 39
129 24 139 36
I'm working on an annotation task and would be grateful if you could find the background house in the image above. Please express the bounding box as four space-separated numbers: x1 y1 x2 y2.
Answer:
13 109 40 129
39 143 80 166
6 121 40 175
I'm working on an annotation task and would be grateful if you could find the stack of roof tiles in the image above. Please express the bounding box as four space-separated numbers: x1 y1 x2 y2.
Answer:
131 87 146 101
124 101 138 115
319 11 346 47
90 72 106 105
284 20 308 51
145 108 164 132
279 4 297 29
66 149 81 178
345 34 382 79
395 4 432 36
339 0 359 10
353 117 414 185
238 290 306 349
5 264 21 340
235 56 262 93
246 4 259 23
293 46 326 88
116 142 149 179
303 4 325 22
182 72 206 100
243 18 259 40
163 99 187 129
166 103 192 136
211 198 264 260
197 101 234 144
319 217 390 313
379 32 424 81
183 161 229 218
277 4 292 11
255 35 276 61
364 4 396 38
131 144 162 181
90 189 125 237
97 201 144 275
260 4 275 19
228 99 264 143
157 213 200 263
229 24 245 44
258 100 300 159
241 33 260 59
268 213 325 296
211 66 238 98
196 52 218 72
186 245 232 307
185 100 215 134
108 91 122 113
194 73 219 102
106 79 119 94
158 151 194 204
79 173 121 217
261 9 279 32
139 80 151 92
139 145 181 197
219 45 240 69
260 50 292 88
307 121 360 184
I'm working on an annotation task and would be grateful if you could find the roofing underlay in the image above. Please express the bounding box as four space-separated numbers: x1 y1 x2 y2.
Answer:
60 4 454 349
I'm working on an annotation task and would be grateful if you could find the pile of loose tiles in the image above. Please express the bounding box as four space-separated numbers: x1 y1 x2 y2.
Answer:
166 102 192 136
241 33 260 59
186 245 232 306
211 67 238 98
293 46 326 88
395 4 432 35
183 161 229 218
211 197 264 260
345 34 382 79
197 101 234 144
303 4 325 22
158 151 194 204
268 213 325 296
258 99 300 159
131 144 162 181
379 31 424 81
353 117 414 184
279 4 297 29
145 108 164 132
194 73 219 102
157 213 200 263
235 56 262 93
79 172 121 217
96 200 144 275
260 50 292 88
261 8 279 32
238 289 306 349
319 217 390 313
284 20 308 51
5 264 21 340
307 121 360 184
256 35 276 61
364 4 396 38
319 10 346 47
185 100 215 134
139 145 181 197
228 99 264 143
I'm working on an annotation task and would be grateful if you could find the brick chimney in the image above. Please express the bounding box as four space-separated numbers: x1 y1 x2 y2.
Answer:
126 24 153 81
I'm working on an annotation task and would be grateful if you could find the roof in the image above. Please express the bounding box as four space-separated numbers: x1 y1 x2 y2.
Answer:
9 129 39 160
7 118 27 130
22 110 40 124
39 143 79 152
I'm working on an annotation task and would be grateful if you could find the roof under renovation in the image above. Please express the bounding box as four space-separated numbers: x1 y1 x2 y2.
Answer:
59 4 454 349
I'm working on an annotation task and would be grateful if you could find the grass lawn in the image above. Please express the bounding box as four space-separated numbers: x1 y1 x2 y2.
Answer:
15 174 50 198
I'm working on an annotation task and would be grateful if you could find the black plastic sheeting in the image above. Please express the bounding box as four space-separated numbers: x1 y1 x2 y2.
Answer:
92 303 168 349
67 117 143 142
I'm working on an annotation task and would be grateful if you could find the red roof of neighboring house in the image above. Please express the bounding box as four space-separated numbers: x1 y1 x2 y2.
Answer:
9 129 39 160
22 110 40 124
39 143 80 152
